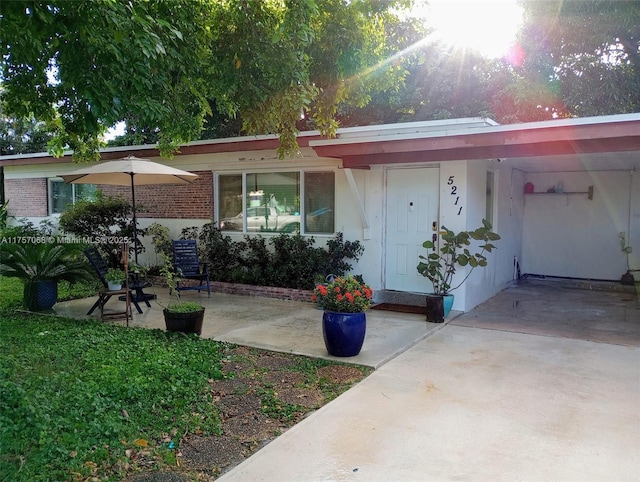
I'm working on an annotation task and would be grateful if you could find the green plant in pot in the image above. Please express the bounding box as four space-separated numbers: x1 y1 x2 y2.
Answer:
0 242 93 311
417 219 500 322
105 267 126 290
159 254 205 335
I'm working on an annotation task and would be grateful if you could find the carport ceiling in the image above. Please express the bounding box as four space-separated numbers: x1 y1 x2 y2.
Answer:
311 114 640 173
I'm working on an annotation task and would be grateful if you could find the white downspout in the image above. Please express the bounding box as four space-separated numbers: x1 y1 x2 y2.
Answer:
343 168 371 240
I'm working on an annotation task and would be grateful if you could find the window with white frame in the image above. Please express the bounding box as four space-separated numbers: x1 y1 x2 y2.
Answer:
218 171 335 234
49 179 97 214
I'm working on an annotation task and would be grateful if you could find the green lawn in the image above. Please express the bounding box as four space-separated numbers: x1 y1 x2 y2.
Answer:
0 312 228 480
0 277 369 480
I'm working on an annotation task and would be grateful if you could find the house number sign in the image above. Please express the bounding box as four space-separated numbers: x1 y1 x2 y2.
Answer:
447 175 463 215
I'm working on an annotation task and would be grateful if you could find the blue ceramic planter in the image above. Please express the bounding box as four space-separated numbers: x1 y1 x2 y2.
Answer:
322 311 366 357
24 280 58 311
443 295 454 317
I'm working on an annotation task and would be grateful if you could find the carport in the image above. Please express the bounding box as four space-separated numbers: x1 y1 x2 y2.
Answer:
453 278 640 347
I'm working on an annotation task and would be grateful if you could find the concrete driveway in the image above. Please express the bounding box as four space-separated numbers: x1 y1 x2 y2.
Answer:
218 282 640 481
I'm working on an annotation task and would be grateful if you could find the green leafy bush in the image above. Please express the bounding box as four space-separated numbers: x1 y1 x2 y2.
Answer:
180 224 364 290
58 192 139 267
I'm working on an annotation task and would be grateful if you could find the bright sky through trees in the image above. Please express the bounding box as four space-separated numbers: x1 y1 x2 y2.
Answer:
413 0 524 58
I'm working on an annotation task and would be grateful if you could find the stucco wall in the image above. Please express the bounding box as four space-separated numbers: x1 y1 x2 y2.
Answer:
521 170 636 280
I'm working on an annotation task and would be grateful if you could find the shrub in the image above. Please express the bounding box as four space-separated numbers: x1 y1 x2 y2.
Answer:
183 224 364 290
58 192 139 267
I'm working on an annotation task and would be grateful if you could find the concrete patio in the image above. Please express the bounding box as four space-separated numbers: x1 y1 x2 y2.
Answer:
53 284 453 368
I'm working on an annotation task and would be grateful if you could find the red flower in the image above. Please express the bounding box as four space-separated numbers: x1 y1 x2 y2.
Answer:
317 285 328 296
336 294 343 301
346 293 354 302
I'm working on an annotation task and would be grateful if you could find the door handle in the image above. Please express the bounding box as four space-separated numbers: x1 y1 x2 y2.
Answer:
432 233 437 251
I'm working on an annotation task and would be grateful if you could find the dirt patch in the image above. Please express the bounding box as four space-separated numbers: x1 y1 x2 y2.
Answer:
125 346 371 480
317 364 368 384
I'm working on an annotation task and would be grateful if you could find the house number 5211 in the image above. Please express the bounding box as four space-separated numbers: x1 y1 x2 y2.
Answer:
447 175 463 215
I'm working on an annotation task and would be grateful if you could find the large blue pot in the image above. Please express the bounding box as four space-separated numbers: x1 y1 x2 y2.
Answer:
322 311 366 357
23 280 58 311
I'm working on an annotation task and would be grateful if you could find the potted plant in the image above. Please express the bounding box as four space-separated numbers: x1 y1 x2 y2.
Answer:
312 275 373 357
105 268 126 290
417 219 500 322
0 242 93 311
159 254 205 335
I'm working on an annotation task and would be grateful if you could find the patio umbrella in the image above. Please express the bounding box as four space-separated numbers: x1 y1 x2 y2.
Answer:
60 155 198 262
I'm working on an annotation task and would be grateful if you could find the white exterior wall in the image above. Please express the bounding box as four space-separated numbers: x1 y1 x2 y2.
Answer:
521 170 638 280
434 160 523 312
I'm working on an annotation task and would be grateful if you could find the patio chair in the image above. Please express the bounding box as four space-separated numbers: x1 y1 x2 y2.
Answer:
84 246 149 316
172 239 211 298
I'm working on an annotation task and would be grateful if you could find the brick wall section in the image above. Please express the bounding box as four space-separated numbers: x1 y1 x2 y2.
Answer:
210 282 315 302
150 277 315 303
98 170 213 219
5 178 48 216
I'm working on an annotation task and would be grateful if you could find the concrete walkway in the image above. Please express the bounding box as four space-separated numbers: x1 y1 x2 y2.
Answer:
218 324 639 481
218 282 640 481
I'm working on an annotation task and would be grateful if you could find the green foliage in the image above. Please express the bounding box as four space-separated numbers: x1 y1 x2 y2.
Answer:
58 193 138 267
0 241 93 310
184 224 245 283
269 234 327 289
515 0 640 118
0 314 226 481
0 111 53 156
1 0 410 159
165 301 204 314
0 0 212 161
185 224 365 290
0 242 92 284
417 219 500 295
158 253 204 313
147 222 173 260
313 275 373 313
0 201 7 230
105 268 125 283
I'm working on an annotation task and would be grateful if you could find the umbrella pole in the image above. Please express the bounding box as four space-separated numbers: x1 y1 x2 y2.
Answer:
130 173 138 264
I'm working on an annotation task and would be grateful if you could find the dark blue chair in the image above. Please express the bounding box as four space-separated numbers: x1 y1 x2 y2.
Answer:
172 240 211 298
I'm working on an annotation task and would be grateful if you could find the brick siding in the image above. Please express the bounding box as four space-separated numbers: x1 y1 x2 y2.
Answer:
100 170 213 219
4 171 213 219
5 178 48 217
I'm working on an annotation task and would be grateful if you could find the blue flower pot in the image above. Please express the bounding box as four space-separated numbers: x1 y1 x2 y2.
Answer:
23 280 58 311
322 311 366 357
443 295 454 317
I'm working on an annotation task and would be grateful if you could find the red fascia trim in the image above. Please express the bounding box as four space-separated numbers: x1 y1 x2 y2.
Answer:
316 120 640 167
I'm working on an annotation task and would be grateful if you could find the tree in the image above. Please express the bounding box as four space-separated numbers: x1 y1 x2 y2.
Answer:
335 0 640 126
0 111 52 156
1 0 411 160
515 0 640 118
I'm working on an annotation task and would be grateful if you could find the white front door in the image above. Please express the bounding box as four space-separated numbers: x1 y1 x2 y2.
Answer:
385 167 440 292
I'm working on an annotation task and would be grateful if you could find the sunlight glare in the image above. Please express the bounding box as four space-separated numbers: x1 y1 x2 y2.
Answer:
414 0 524 59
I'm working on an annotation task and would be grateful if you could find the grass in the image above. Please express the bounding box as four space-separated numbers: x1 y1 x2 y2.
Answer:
0 276 372 480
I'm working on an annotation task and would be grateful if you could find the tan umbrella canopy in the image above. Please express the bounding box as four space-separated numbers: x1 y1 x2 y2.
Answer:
60 155 198 261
